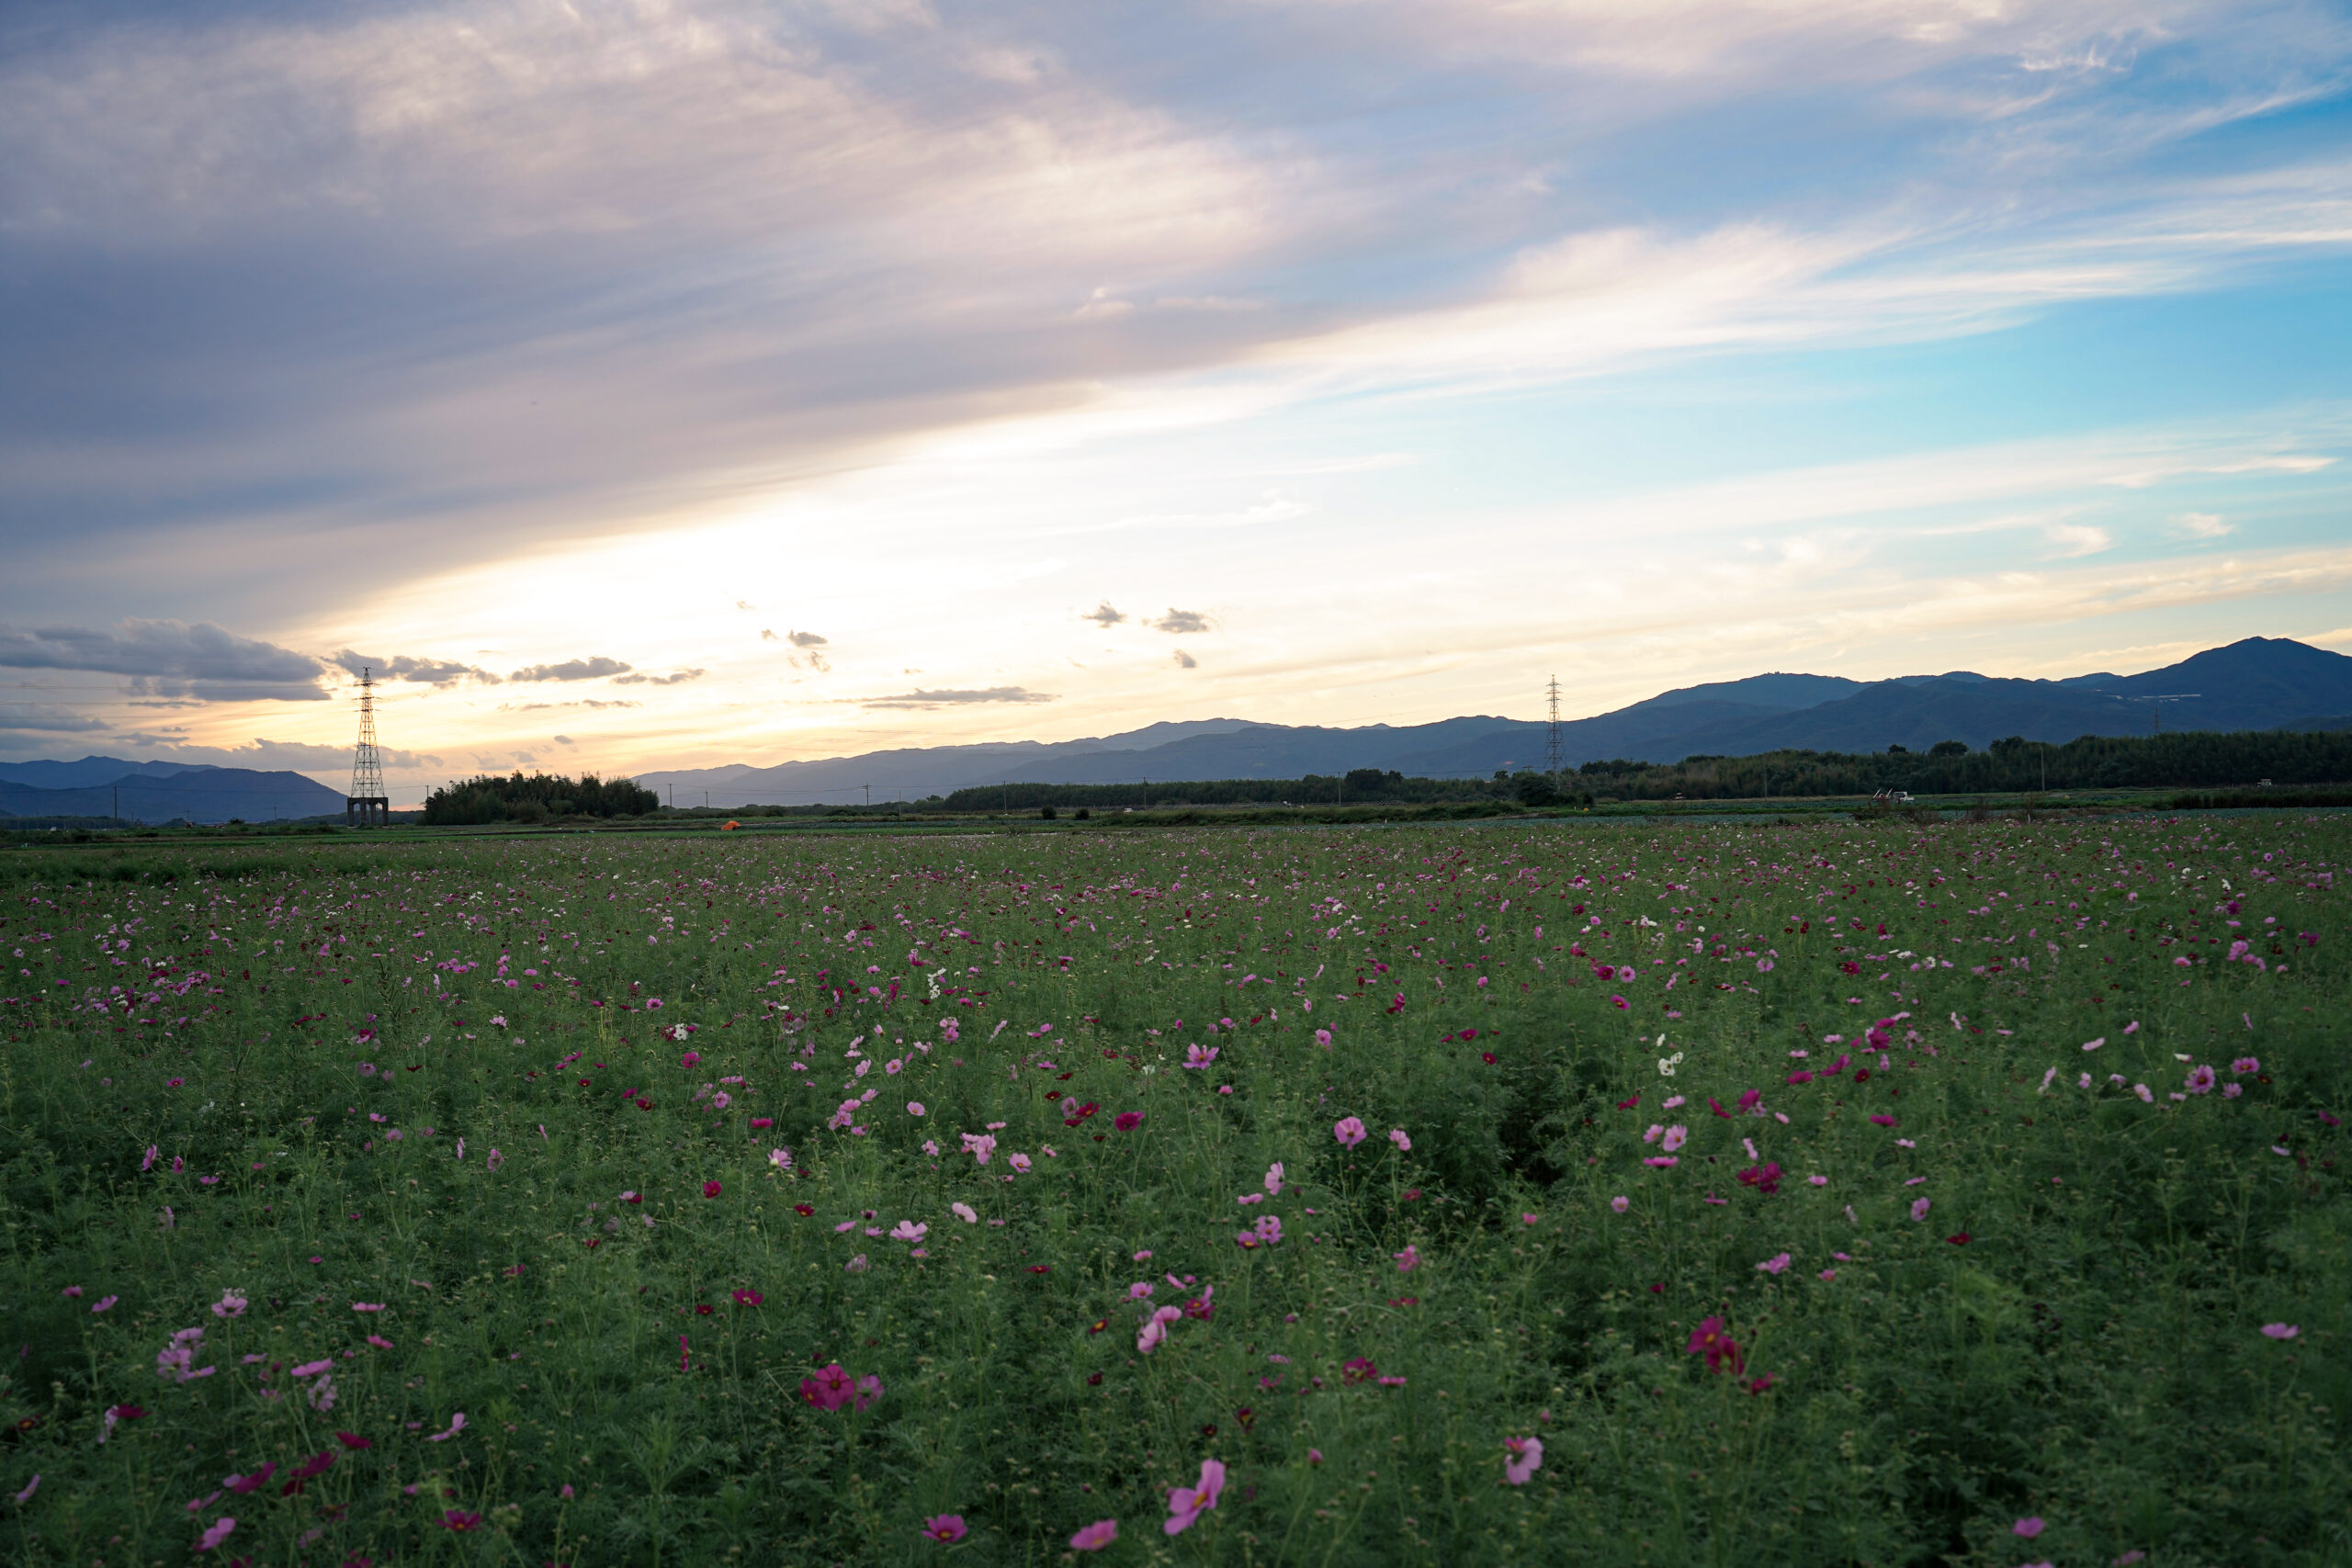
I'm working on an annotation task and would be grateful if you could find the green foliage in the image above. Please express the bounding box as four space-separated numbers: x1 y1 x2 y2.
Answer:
420 770 658 825
0 816 2345 1565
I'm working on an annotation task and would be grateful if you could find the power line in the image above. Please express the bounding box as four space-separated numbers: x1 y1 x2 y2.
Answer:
1544 675 1564 778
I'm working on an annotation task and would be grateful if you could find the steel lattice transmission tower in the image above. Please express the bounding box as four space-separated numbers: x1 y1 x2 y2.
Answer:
345 668 390 828
1544 675 1565 779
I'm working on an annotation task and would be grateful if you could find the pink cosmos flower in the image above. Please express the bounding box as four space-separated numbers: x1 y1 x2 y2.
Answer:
1522 1213 1539 1225
951 1201 978 1224
1164 1457 1226 1536
1314 1028 1332 1047
1008 1153 1032 1174
960 1133 997 1165
1504 1435 1544 1485
2014 1517 2045 1539
1253 1215 1283 1246
1069 1518 1120 1551
1756 1252 1790 1275
351 1302 385 1313
196 1517 236 1551
1389 1128 1411 1152
1183 1043 1220 1069
1264 1161 1284 1195
424 1412 468 1443
1642 1156 1678 1168
2232 1056 2260 1074
2260 1323 2300 1339
921 1515 967 1542
1660 1125 1688 1153
1137 1304 1182 1354
1610 1196 1629 1213
2186 1065 2216 1095
91 1294 117 1313
1910 1198 1931 1222
890 1221 928 1244
1333 1116 1367 1147
1393 1245 1419 1271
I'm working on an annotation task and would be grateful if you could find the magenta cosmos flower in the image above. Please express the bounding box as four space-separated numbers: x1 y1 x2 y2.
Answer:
1164 1457 1226 1536
1069 1518 1119 1551
920 1515 967 1542
1114 1112 1144 1132
1333 1117 1367 1147
1504 1436 1544 1485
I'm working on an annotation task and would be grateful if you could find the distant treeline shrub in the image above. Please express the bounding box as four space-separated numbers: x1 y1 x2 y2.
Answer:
1576 727 2352 799
420 771 657 825
925 728 2352 811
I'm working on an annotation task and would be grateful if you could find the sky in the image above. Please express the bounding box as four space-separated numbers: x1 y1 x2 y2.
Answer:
4 0 2350 805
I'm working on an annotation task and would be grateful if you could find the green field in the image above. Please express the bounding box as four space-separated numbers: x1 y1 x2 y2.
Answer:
1 816 2345 1566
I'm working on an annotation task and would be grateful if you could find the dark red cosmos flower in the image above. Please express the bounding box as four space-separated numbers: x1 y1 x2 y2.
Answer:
1685 1316 1743 1374
1617 1095 1641 1111
1028 1265 1052 1274
1200 1424 1218 1438
702 1180 723 1199
1046 1089 1064 1100
334 1432 373 1450
695 1304 715 1315
793 1203 814 1216
1648 1283 1665 1294
731 1290 763 1306
441 1511 483 1532
1087 1371 1103 1384
1736 1163 1782 1195
1481 1052 1498 1065
636 1099 654 1111
106 1404 147 1423
1745 1373 1777 1395
226 1461 279 1494
623 1192 643 1204
1114 1112 1144 1131
1945 1233 1973 1247
1341 1357 1379 1384
1088 1319 1109 1335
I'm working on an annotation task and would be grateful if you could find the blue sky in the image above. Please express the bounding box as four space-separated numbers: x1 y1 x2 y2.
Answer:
2 0 2348 796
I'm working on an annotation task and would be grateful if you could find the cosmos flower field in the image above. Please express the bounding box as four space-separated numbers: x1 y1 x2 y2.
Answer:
2 816 2346 1567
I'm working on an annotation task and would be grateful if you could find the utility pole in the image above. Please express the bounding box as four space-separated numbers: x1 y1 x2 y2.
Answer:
345 667 389 828
863 784 871 807
1545 675 1564 779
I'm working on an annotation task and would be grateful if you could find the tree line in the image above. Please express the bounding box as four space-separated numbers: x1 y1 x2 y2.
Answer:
421 772 660 825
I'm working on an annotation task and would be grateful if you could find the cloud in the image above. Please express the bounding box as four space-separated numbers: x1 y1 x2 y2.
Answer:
788 631 829 648
612 669 707 686
1172 649 1198 669
120 737 443 772
0 620 325 701
761 629 781 641
781 631 831 673
2173 511 2233 537
0 705 109 732
857 686 1057 709
553 734 576 745
494 700 642 712
507 657 634 682
1150 608 1216 634
735 600 757 611
1082 601 1126 626
2042 523 2113 558
331 650 501 687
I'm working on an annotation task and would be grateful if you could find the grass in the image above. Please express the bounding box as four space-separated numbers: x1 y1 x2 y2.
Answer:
0 815 2346 1566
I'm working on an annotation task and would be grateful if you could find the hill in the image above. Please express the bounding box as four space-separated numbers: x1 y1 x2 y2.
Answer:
0 768 345 825
630 637 2352 804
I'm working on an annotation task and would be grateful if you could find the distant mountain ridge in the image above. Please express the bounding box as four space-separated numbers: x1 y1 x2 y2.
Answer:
632 637 2352 805
0 767 345 825
10 638 2347 818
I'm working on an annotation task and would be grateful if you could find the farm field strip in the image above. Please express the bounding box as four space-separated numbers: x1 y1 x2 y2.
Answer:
0 816 2346 1565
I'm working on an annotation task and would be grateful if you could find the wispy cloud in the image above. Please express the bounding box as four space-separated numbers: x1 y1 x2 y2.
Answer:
508 657 633 682
857 687 1057 708
1151 608 1216 634
612 669 707 686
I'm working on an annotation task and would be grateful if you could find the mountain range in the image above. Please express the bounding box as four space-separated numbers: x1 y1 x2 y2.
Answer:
8 637 2348 820
0 763 346 825
633 637 2352 805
